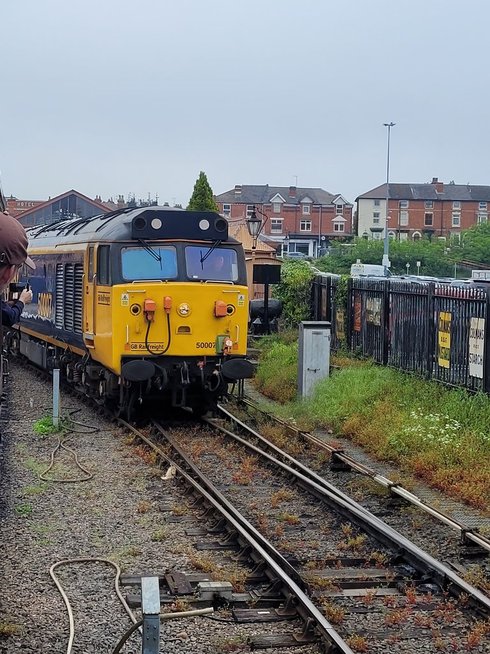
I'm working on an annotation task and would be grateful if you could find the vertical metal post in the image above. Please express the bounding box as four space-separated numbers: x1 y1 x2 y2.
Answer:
53 369 60 428
141 576 160 654
382 280 390 365
484 289 490 394
263 282 270 334
426 283 436 379
382 122 395 274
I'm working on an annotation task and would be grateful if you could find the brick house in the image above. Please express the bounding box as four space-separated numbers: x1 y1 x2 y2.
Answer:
215 184 353 257
357 177 490 242
5 195 44 218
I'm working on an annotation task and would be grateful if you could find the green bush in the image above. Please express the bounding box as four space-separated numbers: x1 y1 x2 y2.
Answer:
273 260 314 327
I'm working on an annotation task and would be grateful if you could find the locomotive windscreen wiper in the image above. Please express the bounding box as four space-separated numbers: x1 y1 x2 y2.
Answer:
138 239 162 264
199 240 222 269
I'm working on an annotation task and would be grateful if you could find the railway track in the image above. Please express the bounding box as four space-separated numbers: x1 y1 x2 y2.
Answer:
2 358 489 651
230 397 490 556
121 415 490 652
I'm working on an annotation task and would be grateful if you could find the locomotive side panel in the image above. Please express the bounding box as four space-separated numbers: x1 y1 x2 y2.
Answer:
17 248 86 360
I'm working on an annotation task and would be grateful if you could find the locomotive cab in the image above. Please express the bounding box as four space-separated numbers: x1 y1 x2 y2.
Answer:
86 210 252 417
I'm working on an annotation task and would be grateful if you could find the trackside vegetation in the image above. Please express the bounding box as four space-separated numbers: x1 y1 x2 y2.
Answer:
253 339 490 512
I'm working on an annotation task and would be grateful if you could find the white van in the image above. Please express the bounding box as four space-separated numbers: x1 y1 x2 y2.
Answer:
350 262 389 277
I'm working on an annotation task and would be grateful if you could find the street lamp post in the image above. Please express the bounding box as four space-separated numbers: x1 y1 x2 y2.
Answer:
246 206 263 250
382 122 395 275
246 206 272 334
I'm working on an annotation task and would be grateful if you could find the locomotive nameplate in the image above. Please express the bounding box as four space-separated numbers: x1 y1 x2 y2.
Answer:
97 292 111 305
129 342 166 352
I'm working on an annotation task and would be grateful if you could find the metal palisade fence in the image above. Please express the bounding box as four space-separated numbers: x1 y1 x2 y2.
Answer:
311 274 490 393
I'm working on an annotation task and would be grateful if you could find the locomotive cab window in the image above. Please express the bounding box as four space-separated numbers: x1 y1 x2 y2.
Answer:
121 246 177 280
185 246 238 281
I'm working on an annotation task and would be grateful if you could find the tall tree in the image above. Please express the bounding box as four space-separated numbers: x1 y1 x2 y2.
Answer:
187 171 219 212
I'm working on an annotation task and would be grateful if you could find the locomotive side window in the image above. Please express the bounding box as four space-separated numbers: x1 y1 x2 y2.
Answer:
185 247 238 281
121 246 177 280
98 245 111 285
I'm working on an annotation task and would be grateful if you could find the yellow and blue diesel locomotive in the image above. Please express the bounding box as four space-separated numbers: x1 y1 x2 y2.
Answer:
8 207 253 418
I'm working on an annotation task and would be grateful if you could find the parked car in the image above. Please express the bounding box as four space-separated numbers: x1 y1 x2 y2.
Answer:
284 252 308 259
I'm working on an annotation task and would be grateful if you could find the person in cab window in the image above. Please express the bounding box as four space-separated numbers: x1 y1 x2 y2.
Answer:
0 212 35 326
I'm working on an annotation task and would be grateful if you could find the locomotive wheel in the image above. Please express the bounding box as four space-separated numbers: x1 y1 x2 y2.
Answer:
116 387 137 423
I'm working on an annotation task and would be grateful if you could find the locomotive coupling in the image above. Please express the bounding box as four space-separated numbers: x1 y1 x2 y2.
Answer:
144 298 156 321
164 296 172 313
214 300 228 317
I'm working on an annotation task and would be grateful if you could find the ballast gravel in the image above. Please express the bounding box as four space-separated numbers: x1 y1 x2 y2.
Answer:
0 364 320 654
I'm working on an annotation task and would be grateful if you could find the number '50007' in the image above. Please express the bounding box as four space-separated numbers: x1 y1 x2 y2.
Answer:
196 341 215 349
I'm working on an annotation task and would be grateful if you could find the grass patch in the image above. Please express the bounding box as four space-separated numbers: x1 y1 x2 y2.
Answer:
254 340 298 403
254 343 490 511
15 502 33 517
33 415 63 436
0 622 21 636
22 483 48 496
151 527 169 542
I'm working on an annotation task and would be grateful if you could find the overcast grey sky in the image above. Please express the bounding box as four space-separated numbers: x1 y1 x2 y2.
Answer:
2 0 489 206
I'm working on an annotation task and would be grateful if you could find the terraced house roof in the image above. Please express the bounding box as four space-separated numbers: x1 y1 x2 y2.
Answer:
217 184 351 206
358 181 490 202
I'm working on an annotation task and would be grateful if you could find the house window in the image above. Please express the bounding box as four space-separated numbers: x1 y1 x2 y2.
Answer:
374 199 380 206
399 200 409 208
425 200 433 209
424 212 433 226
273 202 281 213
333 222 345 232
453 201 461 209
479 202 487 210
478 213 487 224
336 204 343 214
399 210 408 226
300 220 312 231
222 203 231 217
452 212 460 227
302 204 311 215
373 212 380 219
270 219 283 233
246 205 255 218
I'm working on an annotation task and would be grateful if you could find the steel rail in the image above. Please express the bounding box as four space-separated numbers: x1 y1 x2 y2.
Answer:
234 397 490 553
212 407 490 616
119 417 355 653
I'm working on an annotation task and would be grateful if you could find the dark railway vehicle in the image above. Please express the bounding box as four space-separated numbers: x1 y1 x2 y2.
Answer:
7 207 252 418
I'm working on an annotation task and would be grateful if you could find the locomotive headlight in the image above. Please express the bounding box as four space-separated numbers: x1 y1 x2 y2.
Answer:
177 302 191 317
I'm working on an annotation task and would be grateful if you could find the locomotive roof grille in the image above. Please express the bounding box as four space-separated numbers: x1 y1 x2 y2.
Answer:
26 206 230 243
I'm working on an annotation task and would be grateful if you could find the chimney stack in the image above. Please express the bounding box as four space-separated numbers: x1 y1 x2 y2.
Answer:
289 185 297 198
431 177 444 193
234 184 242 196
